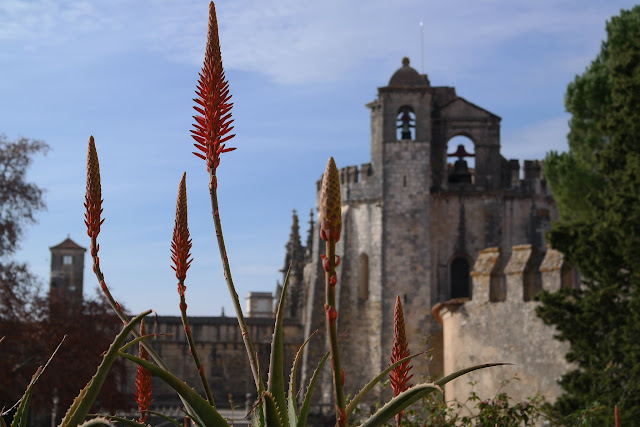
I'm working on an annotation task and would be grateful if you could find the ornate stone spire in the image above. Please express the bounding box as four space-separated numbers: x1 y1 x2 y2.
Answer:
305 209 315 262
280 210 306 319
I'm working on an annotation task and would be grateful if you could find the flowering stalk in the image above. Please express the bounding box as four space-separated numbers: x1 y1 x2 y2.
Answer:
84 136 201 423
191 2 262 393
389 296 413 426
172 173 215 407
320 157 346 426
134 319 153 423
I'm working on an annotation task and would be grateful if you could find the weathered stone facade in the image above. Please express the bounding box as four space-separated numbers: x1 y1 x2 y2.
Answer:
132 315 303 408
433 245 575 413
298 57 558 409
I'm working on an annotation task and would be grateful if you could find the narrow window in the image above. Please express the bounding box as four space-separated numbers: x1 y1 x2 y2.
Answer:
63 255 73 265
358 253 369 300
450 257 470 298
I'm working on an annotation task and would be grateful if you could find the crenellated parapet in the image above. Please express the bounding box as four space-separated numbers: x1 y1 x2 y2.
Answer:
315 162 382 204
504 158 551 196
433 245 576 414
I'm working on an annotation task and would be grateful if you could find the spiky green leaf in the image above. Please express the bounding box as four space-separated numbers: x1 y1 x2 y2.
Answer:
60 311 151 427
89 414 152 427
268 266 291 427
434 363 510 387
10 367 39 427
360 383 442 427
345 352 424 417
297 350 330 427
287 331 317 427
262 391 283 427
119 351 229 427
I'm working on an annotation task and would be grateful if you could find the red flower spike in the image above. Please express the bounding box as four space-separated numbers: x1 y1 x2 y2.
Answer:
134 319 153 423
84 136 103 240
171 173 193 282
390 296 413 426
191 1 236 174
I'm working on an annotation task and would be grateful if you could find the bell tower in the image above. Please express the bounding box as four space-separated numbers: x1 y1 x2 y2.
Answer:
49 237 86 303
371 57 435 359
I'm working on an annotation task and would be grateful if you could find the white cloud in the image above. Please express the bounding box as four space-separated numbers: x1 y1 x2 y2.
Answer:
3 0 635 85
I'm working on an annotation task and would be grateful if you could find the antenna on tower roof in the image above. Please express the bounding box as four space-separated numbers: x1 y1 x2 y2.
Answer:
420 20 424 73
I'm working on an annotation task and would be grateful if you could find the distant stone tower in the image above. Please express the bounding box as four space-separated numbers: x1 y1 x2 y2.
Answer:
300 57 556 408
49 237 86 303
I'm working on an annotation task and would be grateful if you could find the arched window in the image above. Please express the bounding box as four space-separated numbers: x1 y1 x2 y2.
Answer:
450 257 470 298
396 106 416 141
358 253 369 300
447 135 475 184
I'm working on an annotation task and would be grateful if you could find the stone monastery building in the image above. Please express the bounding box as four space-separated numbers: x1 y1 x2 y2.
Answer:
291 57 558 405
49 58 567 417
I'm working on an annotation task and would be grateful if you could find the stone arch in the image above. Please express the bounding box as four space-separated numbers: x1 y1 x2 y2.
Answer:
446 134 476 184
358 252 369 301
449 254 472 298
396 105 416 141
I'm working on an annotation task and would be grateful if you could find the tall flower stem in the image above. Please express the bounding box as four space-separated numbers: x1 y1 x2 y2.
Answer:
173 173 216 407
320 157 346 426
209 171 263 393
85 136 201 423
178 286 215 407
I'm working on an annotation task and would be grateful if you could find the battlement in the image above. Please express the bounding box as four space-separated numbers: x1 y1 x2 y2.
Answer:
504 158 549 195
433 244 575 412
468 244 575 305
315 162 382 204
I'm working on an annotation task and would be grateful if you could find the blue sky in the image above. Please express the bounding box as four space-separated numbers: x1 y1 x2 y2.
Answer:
2 0 636 316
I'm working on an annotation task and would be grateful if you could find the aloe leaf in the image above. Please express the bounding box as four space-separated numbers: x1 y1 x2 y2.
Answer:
345 352 424 417
251 407 261 427
89 414 151 427
360 383 442 427
287 331 317 427
119 352 229 427
77 417 117 426
267 266 291 427
60 311 151 427
8 335 66 427
145 411 182 427
297 350 330 427
434 362 511 387
262 391 283 427
10 366 40 427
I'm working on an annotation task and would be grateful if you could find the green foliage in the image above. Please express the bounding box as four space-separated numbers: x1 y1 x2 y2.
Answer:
538 5 640 425
400 380 549 427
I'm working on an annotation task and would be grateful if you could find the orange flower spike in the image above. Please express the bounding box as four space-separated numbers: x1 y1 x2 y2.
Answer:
390 296 413 426
191 1 236 174
320 157 342 242
134 318 153 423
171 173 193 283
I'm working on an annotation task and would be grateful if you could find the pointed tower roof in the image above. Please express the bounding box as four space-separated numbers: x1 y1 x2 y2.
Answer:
50 237 86 251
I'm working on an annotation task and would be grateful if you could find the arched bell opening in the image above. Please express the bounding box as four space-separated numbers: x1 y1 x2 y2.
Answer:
396 106 416 141
447 135 476 184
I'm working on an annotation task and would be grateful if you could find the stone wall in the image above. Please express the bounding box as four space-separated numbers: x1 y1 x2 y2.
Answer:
433 245 575 411
124 315 303 408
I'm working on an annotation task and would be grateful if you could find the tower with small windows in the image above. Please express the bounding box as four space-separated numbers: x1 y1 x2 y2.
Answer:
49 237 86 303
299 57 556 407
